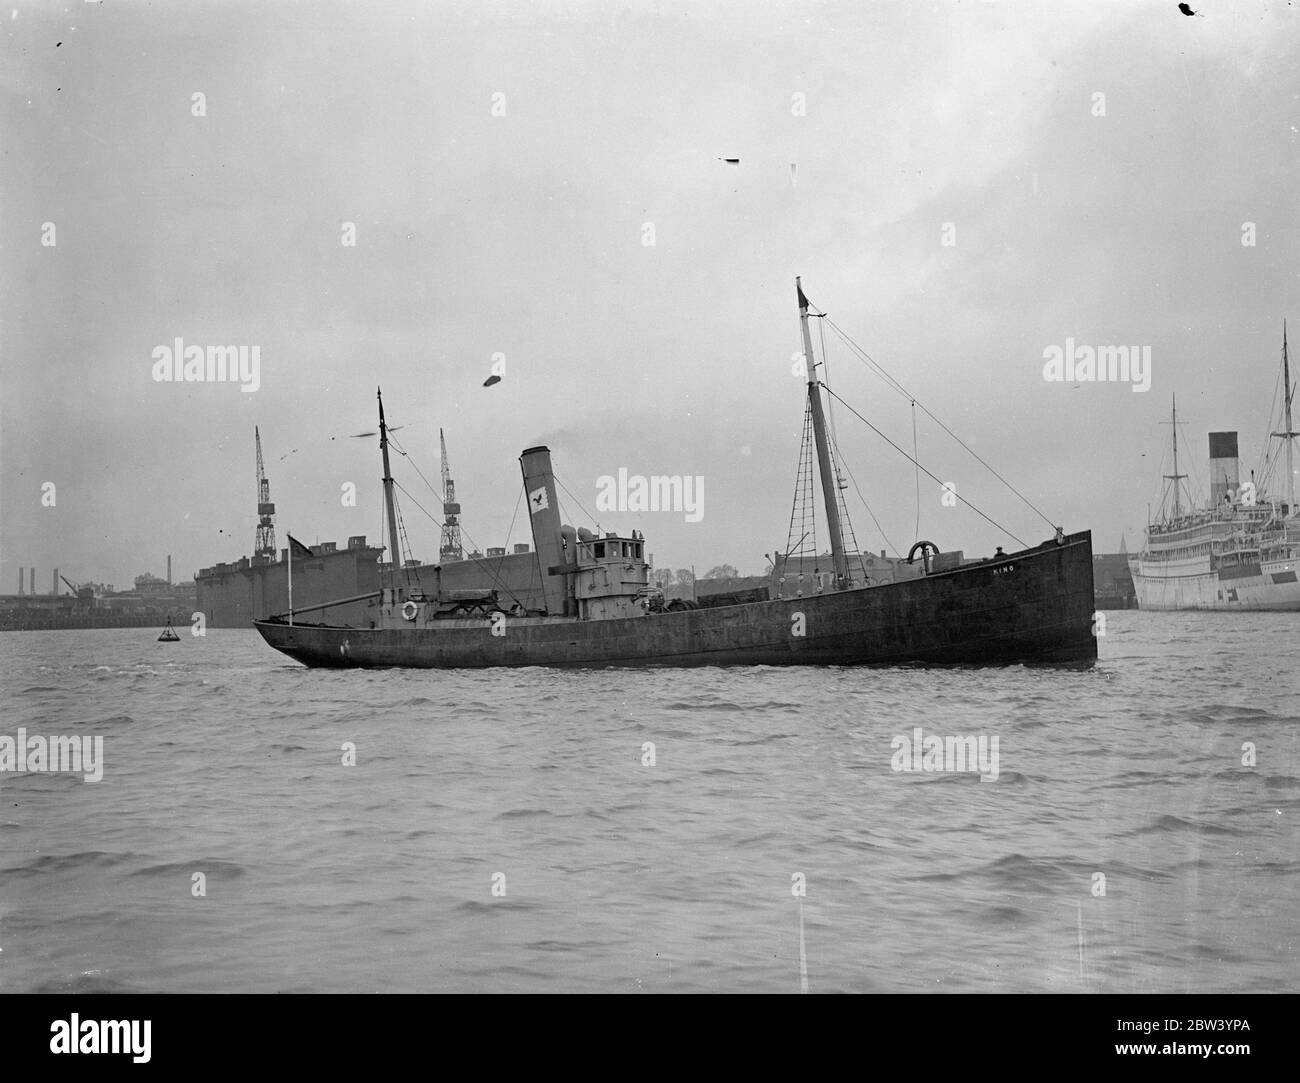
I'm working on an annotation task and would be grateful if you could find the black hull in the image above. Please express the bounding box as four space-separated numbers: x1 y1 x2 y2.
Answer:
254 531 1096 669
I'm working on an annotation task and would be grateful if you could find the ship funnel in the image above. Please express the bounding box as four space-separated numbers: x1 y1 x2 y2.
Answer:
1209 432 1239 505
519 446 572 615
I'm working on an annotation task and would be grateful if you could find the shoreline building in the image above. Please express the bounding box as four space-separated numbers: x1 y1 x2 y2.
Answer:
0 561 196 631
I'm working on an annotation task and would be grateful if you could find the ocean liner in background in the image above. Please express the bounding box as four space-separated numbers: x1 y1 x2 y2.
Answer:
1129 325 1300 611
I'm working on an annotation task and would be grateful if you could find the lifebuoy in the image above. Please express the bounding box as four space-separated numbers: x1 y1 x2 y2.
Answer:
907 540 940 573
401 600 419 621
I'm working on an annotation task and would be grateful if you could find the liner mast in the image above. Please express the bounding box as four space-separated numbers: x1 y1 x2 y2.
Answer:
1272 322 1297 514
1162 394 1187 520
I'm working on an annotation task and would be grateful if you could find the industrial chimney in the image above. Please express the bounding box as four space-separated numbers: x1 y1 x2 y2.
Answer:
1209 432 1240 506
17 568 23 596
167 555 172 585
53 568 58 596
29 568 35 599
519 446 572 616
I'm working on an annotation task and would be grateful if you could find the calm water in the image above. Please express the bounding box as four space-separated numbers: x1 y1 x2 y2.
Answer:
1 614 1296 993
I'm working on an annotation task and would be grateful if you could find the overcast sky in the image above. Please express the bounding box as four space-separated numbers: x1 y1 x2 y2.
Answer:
3 0 1298 590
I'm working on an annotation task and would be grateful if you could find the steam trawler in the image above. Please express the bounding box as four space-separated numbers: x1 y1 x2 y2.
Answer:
254 281 1096 667
1129 325 1300 610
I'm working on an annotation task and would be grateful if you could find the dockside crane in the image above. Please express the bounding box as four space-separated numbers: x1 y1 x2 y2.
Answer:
60 575 96 607
439 428 463 561
255 426 277 559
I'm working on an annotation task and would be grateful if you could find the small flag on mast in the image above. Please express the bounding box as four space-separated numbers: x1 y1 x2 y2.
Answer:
285 535 312 627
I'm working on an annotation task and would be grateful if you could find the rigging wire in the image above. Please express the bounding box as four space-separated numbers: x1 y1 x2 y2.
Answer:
375 416 541 608
817 317 839 449
548 482 576 538
823 316 1057 532
783 399 819 574
911 400 920 540
815 318 873 583
822 384 1029 548
392 494 422 592
1256 346 1286 495
823 424 873 583
799 296 909 559
836 451 901 558
553 470 602 532
1153 408 1201 522
802 295 953 562
388 425 530 602
392 480 528 610
1148 437 1174 525
481 485 526 597
376 482 386 583
387 432 444 503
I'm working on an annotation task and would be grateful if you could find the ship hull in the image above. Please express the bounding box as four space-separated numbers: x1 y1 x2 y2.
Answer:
1129 556 1300 611
254 531 1097 668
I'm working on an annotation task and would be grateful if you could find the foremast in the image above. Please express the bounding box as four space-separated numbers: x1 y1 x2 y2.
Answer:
1163 393 1187 521
797 277 850 589
1272 321 1297 517
378 387 403 587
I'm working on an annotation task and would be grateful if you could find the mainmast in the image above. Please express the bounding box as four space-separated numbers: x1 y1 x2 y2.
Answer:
1163 393 1187 520
378 388 403 581
797 277 849 588
1272 321 1297 515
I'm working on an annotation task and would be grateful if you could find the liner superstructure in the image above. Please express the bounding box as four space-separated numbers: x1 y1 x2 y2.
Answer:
1129 327 1300 611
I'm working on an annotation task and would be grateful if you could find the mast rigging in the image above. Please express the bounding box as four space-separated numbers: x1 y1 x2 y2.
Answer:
378 388 403 580
1162 394 1188 521
798 277 851 589
1271 321 1297 514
